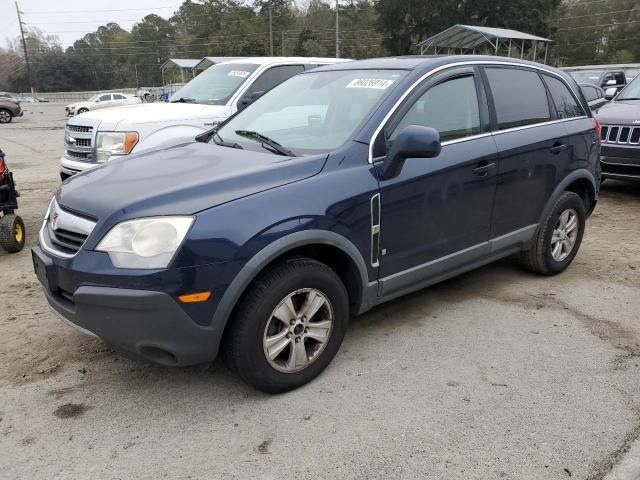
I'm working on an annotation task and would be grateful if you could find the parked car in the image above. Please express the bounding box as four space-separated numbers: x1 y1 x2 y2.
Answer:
64 92 140 116
34 56 600 393
579 83 607 110
566 68 628 95
0 97 23 124
595 74 640 181
59 57 351 180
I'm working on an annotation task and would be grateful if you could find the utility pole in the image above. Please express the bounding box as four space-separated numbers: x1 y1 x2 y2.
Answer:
15 1 35 96
268 0 274 56
281 31 285 56
335 0 339 59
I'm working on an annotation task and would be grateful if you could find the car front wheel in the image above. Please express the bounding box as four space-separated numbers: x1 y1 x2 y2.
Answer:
77 108 88 114
521 191 586 275
226 257 349 393
0 109 12 123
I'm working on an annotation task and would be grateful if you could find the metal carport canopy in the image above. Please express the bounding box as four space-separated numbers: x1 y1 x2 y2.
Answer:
417 24 551 58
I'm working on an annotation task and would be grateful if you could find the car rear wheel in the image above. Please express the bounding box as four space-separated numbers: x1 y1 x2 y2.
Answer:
226 257 349 393
0 109 12 123
0 214 26 253
520 191 585 275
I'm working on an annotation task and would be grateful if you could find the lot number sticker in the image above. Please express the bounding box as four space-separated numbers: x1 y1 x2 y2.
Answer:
228 70 251 78
346 78 395 90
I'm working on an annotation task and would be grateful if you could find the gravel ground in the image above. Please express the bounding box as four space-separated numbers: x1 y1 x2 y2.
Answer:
0 104 639 480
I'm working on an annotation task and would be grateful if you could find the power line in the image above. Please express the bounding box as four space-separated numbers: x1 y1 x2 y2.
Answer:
552 8 637 21
557 19 640 31
22 6 181 15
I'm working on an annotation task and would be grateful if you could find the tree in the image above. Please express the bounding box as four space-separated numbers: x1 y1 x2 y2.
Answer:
374 0 560 56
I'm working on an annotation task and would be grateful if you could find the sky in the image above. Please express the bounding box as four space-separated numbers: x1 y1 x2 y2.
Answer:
0 0 186 49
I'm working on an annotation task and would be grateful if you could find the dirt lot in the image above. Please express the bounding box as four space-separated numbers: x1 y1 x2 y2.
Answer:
0 104 639 479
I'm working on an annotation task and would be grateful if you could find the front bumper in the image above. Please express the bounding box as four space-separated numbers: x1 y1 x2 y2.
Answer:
32 245 227 366
59 156 99 177
601 145 640 181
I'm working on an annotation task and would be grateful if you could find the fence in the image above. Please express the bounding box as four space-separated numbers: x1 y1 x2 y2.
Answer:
19 83 186 103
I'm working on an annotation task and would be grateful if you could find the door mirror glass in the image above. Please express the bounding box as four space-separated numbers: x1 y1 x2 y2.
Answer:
381 125 441 179
605 87 617 100
605 79 617 86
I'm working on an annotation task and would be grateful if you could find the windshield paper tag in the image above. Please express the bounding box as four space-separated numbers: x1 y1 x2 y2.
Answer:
228 70 251 78
346 78 395 90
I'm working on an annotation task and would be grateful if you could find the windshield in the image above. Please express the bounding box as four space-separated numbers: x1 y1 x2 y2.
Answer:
617 75 640 100
216 69 407 156
87 94 100 102
170 63 259 105
569 70 604 84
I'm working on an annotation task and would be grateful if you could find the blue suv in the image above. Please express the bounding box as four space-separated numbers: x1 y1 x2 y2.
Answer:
33 56 600 393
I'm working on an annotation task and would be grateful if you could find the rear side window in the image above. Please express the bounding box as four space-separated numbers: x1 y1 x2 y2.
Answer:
389 75 481 143
485 68 550 130
543 75 584 118
113 94 125 100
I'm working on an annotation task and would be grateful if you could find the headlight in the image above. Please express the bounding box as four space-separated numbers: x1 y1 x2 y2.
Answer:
96 131 139 163
96 216 194 269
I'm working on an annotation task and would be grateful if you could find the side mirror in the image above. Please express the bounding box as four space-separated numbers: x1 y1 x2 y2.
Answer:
239 91 265 110
380 125 441 179
605 79 617 86
604 87 617 100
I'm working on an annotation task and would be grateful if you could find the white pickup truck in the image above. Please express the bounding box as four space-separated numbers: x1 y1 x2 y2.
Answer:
60 57 350 180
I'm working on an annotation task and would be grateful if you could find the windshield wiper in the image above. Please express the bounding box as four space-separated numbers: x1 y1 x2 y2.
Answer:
171 97 196 103
234 130 296 157
213 133 243 150
619 97 640 100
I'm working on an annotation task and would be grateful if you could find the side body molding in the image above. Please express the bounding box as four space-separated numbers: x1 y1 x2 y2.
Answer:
210 229 372 334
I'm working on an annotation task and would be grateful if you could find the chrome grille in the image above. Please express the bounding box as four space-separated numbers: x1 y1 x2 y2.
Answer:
64 123 95 163
40 199 96 257
67 125 92 133
601 125 640 145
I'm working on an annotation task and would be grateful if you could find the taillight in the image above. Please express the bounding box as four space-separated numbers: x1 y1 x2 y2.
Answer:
0 158 5 183
591 117 602 139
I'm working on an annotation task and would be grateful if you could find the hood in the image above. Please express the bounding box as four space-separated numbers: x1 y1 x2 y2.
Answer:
76 102 230 127
595 100 640 125
57 141 327 224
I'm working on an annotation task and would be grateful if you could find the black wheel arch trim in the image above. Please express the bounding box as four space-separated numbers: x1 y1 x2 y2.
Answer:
537 169 597 228
210 229 370 338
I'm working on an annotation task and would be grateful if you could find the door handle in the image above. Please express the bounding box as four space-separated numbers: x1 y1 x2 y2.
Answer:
550 143 568 154
472 161 496 176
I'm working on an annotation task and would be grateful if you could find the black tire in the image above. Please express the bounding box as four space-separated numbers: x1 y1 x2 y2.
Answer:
77 108 88 114
0 214 26 253
520 191 586 275
0 109 12 124
226 257 349 393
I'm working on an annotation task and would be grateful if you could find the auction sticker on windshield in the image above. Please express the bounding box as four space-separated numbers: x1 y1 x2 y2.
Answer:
228 70 251 78
346 78 395 90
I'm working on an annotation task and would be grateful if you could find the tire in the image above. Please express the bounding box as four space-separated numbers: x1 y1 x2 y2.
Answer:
0 214 26 253
0 109 12 124
520 191 585 275
77 108 88 114
226 257 349 393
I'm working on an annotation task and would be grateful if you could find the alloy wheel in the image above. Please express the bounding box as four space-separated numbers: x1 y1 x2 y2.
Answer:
551 208 579 262
263 288 333 373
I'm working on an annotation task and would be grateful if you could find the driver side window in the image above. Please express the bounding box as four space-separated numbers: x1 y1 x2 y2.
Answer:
98 94 111 102
388 75 481 144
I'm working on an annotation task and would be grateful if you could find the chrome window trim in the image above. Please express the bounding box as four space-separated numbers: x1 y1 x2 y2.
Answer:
368 60 587 163
370 193 381 267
